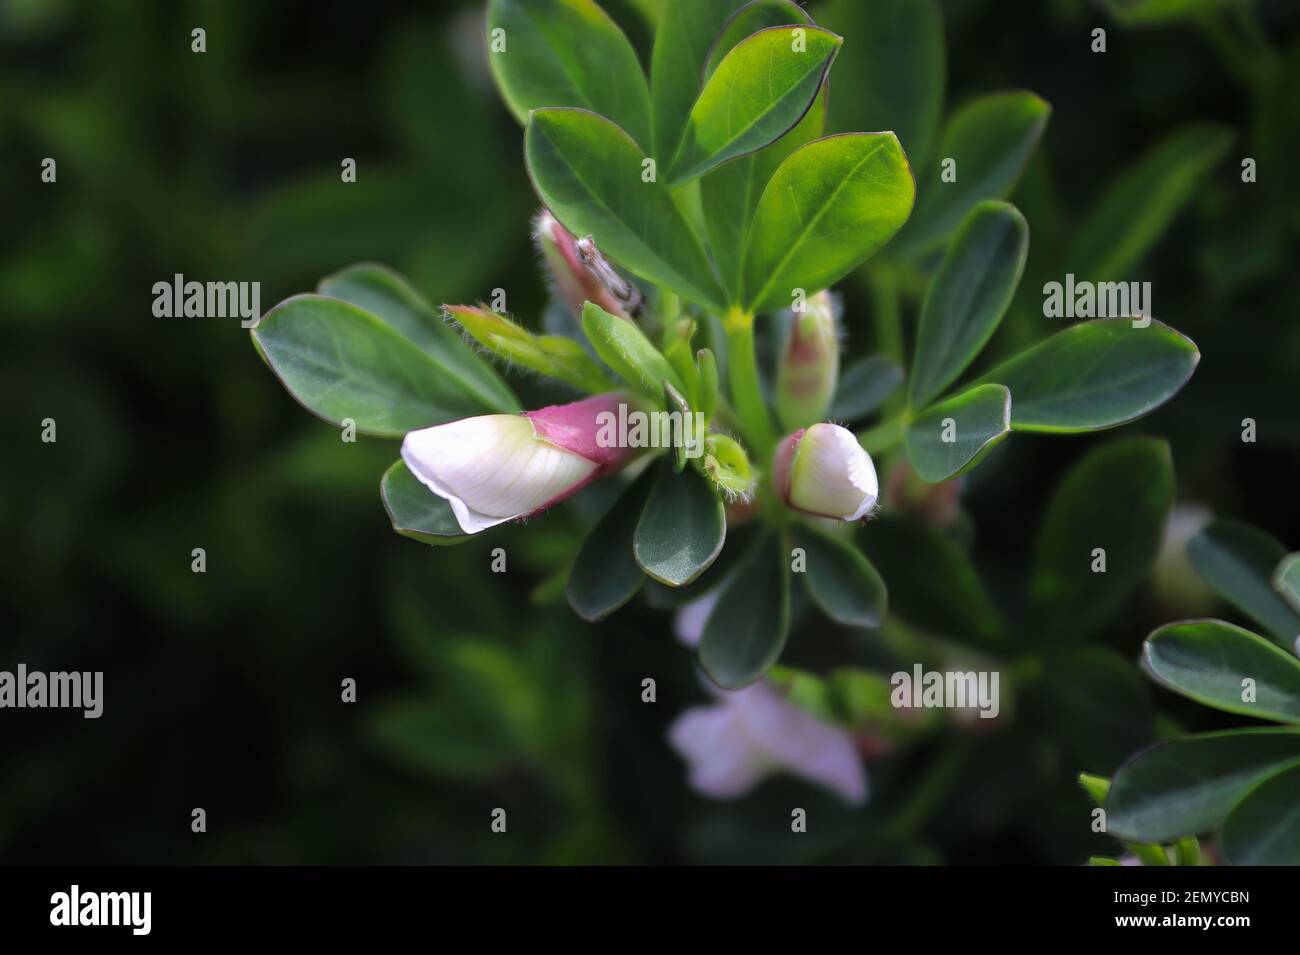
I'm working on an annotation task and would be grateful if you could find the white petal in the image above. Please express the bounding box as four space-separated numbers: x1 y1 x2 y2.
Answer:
789 423 878 521
402 415 595 534
667 704 775 800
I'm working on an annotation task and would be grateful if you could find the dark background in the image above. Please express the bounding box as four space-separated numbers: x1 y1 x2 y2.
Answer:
2 0 1298 864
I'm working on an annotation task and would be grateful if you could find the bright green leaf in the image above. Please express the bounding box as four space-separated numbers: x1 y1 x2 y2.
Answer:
526 108 726 310
703 0 814 80
447 304 615 393
1143 620 1300 724
582 302 687 398
976 319 1199 432
486 0 652 148
742 132 915 314
909 201 1029 408
904 384 1011 483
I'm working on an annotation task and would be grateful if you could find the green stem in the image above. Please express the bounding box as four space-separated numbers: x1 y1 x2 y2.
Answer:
724 309 777 458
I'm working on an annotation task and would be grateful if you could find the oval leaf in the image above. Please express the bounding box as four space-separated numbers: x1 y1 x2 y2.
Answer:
702 0 814 80
1029 437 1173 641
1221 761 1300 865
1106 728 1300 843
252 295 494 436
668 25 840 185
904 383 1011 483
526 108 726 310
1188 522 1300 648
829 355 903 422
582 302 687 398
698 533 791 688
486 0 652 148
319 263 519 413
892 91 1050 259
634 463 726 586
566 472 653 621
793 525 886 628
381 461 470 546
1276 553 1300 616
909 201 1029 408
742 132 916 315
976 319 1199 432
1143 620 1300 724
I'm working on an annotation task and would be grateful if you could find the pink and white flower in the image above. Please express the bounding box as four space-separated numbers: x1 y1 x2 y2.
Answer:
772 422 879 522
402 391 640 534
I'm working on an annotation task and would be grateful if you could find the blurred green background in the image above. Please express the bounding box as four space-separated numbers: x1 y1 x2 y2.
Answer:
2 0 1299 864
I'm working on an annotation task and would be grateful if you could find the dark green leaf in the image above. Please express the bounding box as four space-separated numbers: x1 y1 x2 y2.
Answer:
380 460 470 546
252 295 495 436
1029 437 1173 640
668 25 840 185
976 319 1199 432
698 533 791 688
1221 761 1300 865
742 132 915 314
634 462 726 586
1276 553 1300 616
892 91 1050 259
817 0 945 169
1143 620 1300 724
318 263 519 413
909 201 1029 408
566 472 653 621
793 525 886 627
1188 522 1300 648
526 108 726 310
904 384 1011 483
486 0 652 148
1106 729 1300 843
1031 647 1154 773
829 355 903 422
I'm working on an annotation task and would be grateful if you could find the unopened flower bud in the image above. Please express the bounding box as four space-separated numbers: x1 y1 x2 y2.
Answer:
402 392 640 534
772 423 879 522
775 290 840 431
533 211 633 320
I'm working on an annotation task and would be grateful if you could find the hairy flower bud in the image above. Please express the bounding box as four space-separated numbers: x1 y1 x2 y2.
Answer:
533 211 632 320
775 290 840 431
772 423 879 522
402 392 639 534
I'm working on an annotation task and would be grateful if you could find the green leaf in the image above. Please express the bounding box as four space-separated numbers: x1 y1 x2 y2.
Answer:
909 201 1029 408
1067 125 1233 282
1143 620 1300 724
976 319 1199 432
892 91 1050 259
1029 437 1173 641
380 461 470 546
742 132 915 314
486 0 652 148
816 0 945 170
650 0 746 164
526 108 726 310
1106 728 1300 843
634 462 726 586
1221 761 1300 865
701 86 827 298
667 25 840 185
446 305 615 393
858 513 1005 649
1032 647 1155 773
318 263 519 414
582 302 687 398
829 355 903 422
703 0 814 80
566 473 653 621
696 348 720 422
1078 772 1110 807
1103 0 1246 28
1276 553 1300 616
1188 522 1300 648
698 533 791 688
1077 773 1169 866
904 384 1011 483
252 295 495 437
793 525 886 628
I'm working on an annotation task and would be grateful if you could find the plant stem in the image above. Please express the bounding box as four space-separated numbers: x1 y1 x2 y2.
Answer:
723 308 777 458
887 738 971 843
